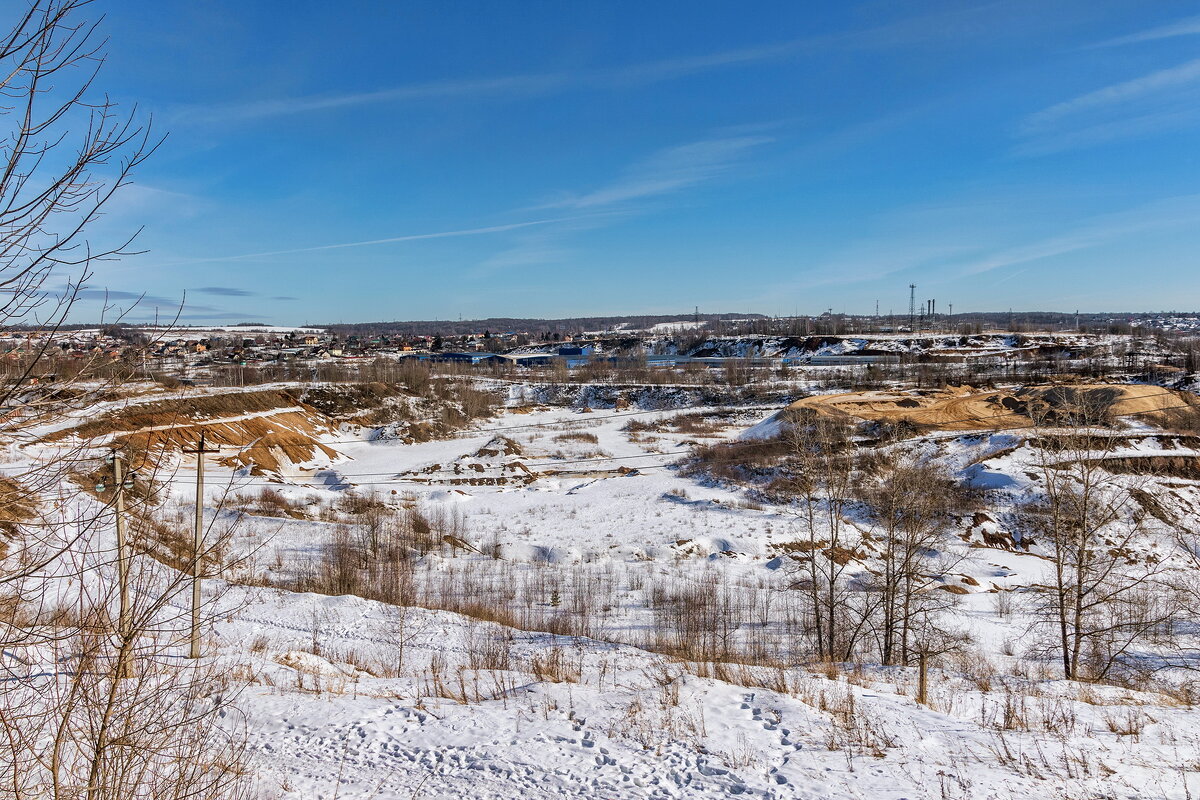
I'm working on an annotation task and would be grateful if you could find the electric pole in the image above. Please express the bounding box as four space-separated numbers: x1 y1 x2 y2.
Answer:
111 451 131 641
100 449 135 677
183 430 221 659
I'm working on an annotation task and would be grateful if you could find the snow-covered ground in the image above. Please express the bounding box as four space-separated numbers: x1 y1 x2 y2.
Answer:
7 380 1200 799
217 585 1200 799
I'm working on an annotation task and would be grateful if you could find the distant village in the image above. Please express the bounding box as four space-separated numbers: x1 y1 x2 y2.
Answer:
0 325 627 371
2 309 1190 383
3 311 1197 379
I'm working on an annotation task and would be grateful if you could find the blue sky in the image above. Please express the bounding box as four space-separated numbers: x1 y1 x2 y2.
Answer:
67 1 1200 323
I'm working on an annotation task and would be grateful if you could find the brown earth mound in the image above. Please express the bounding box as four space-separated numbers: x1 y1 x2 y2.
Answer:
787 384 1197 432
1067 455 1200 480
292 382 405 419
43 389 338 476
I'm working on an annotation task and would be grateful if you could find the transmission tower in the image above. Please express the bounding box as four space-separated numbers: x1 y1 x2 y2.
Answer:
908 284 917 334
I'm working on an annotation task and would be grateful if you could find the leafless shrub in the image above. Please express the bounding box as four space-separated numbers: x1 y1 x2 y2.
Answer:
465 622 513 672
0 4 255 797
553 431 599 444
1103 707 1147 739
528 645 581 683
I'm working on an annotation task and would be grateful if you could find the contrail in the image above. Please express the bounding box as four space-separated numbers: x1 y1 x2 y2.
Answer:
157 218 570 268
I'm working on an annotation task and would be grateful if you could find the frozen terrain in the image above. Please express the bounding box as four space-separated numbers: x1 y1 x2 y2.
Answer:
7 378 1200 799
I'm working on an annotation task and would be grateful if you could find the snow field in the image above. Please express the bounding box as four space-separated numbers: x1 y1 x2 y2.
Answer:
11 384 1200 798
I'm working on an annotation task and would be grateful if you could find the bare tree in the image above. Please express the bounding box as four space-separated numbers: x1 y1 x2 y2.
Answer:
780 409 865 661
1016 392 1179 681
2 510 253 800
0 0 163 598
0 0 157 398
0 3 252 798
860 456 971 667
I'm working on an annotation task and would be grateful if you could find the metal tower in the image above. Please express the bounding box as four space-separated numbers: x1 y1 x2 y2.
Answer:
908 284 917 333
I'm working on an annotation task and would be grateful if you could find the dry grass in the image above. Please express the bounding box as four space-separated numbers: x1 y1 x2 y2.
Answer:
552 431 599 444
0 476 36 541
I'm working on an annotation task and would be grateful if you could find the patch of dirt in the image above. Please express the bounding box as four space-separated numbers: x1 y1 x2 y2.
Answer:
43 389 338 477
292 382 405 418
474 436 523 458
1129 487 1177 526
1073 455 1200 480
786 383 1199 433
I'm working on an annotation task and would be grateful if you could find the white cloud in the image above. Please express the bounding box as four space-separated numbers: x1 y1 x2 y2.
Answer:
1014 105 1200 156
1016 58 1200 153
154 218 571 268
1022 58 1200 133
175 45 808 126
953 194 1200 277
173 6 1014 126
468 134 771 277
546 135 772 210
1087 14 1200 48
760 192 1200 308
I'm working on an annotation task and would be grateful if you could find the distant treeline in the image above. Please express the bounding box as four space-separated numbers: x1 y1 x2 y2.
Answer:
325 313 764 338
25 309 1200 336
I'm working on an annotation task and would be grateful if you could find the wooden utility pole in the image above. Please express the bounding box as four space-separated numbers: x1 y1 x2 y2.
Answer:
108 449 134 678
917 651 928 705
183 431 220 659
111 450 131 641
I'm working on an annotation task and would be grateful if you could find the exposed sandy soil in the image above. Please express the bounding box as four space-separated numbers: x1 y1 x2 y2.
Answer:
40 389 338 476
787 383 1198 432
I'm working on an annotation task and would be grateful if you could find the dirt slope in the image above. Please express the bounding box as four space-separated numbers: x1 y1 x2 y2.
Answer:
787 383 1198 432
42 389 338 475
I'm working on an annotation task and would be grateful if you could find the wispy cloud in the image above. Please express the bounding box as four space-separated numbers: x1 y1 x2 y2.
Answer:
1022 58 1200 132
69 288 234 318
95 183 205 221
792 243 982 291
472 234 573 275
470 134 772 277
1015 106 1200 156
762 192 1200 307
1087 14 1200 48
953 194 1200 277
157 218 570 269
468 216 615 278
175 44 808 125
195 286 255 297
75 288 174 305
543 135 772 210
1016 57 1200 154
189 74 570 124
174 6 1011 126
